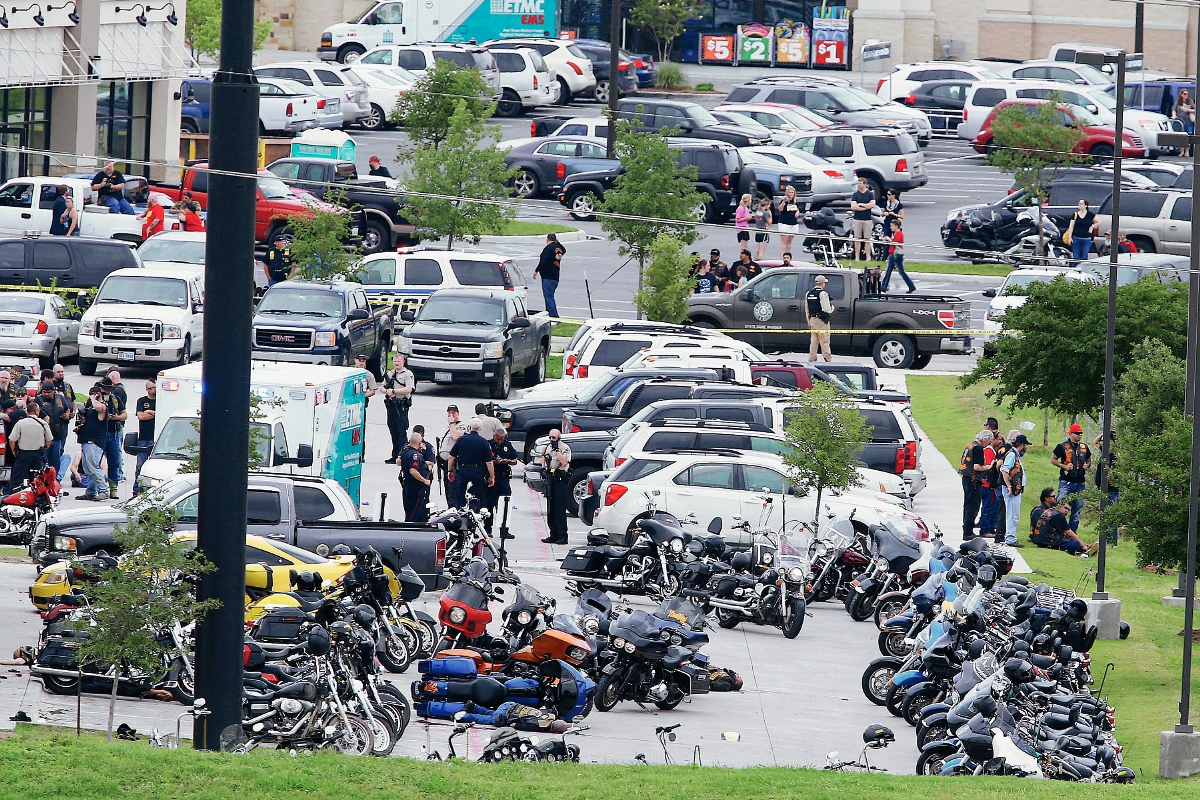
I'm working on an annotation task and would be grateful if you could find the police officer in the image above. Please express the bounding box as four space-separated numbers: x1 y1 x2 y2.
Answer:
471 402 505 440
539 428 572 544
806 274 833 363
382 354 415 464
265 238 292 285
438 405 466 506
400 432 433 522
485 428 518 537
447 420 494 511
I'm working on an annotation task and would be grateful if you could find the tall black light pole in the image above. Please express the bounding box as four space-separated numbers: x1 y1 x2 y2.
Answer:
1075 50 1125 597
605 0 621 158
192 0 260 750
1134 2 1144 56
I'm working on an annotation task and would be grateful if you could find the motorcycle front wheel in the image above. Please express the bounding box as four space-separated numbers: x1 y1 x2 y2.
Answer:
375 683 412 731
847 587 880 622
169 657 195 705
916 744 957 775
877 628 911 658
320 712 374 756
902 686 941 726
781 597 805 639
377 624 412 674
860 657 901 706
916 719 950 750
42 672 80 695
872 592 909 629
654 684 685 710
595 669 625 712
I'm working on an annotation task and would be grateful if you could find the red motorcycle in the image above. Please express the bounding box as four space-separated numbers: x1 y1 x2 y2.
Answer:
805 519 872 604
437 558 507 654
1 464 60 547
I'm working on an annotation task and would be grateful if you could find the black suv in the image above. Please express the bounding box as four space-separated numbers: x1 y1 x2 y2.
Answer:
559 138 744 223
615 99 771 147
0 236 139 291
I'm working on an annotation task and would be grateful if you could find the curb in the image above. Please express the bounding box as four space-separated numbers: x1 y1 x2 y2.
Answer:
470 229 589 246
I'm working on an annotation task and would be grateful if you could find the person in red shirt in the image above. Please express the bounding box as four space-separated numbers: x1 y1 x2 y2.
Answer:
176 206 205 232
881 219 915 293
137 194 165 241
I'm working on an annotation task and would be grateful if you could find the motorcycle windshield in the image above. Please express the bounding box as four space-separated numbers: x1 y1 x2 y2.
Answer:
638 517 687 547
911 573 944 613
612 610 668 645
463 558 491 583
575 589 612 619
508 585 546 617
655 597 705 630
551 614 585 638
444 581 487 610
871 523 921 564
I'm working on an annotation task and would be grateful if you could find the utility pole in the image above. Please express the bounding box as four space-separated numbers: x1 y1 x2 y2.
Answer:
192 0 259 750
605 0 621 158
1134 2 1144 55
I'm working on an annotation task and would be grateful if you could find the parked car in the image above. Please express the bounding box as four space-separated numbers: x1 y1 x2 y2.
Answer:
875 60 1003 102
709 109 775 142
482 38 596 105
741 146 856 208
545 117 608 138
1122 160 1187 187
253 61 370 126
816 363 911 405
264 76 343 129
501 136 616 199
616 98 771 147
1108 78 1198 119
340 65 416 131
729 149 814 202
0 236 141 292
571 38 657 88
137 231 268 295
573 43 639 103
0 177 142 242
1080 252 1188 285
0 291 79 368
356 248 529 316
981 267 1100 337
994 59 1114 86
971 99 1146 158
560 319 727 381
1096 189 1191 255
899 79 972 134
782 127 926 197
359 43 501 98
489 47 555 117
716 102 834 144
255 76 321 135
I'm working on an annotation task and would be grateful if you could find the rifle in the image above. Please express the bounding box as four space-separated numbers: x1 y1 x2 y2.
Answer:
435 433 448 502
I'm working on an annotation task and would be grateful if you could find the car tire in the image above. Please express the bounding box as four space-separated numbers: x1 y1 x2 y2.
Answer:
1089 142 1114 160
872 333 916 369
367 337 388 380
489 357 512 400
176 336 191 367
496 89 522 118
360 103 386 131
565 466 589 516
362 218 389 254
512 168 540 199
556 78 573 106
181 119 199 134
912 352 932 370
78 357 97 377
693 198 714 223
522 344 547 385
338 44 366 64
267 225 294 249
593 80 610 104
40 341 59 371
568 192 597 221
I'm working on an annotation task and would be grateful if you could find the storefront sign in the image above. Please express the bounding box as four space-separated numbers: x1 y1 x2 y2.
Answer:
700 34 735 64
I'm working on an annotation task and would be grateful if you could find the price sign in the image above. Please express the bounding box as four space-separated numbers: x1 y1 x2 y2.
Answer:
813 38 845 65
738 36 770 63
700 35 735 64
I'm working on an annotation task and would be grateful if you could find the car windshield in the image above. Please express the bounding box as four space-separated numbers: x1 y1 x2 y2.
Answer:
779 107 830 129
138 238 205 265
418 296 505 326
1082 89 1117 111
1073 63 1112 84
0 295 44 314
153 416 270 465
257 289 345 317
1002 272 1081 291
842 85 889 108
825 87 876 111
1068 105 1102 126
94 276 189 308
272 539 331 564
258 177 294 199
685 106 720 127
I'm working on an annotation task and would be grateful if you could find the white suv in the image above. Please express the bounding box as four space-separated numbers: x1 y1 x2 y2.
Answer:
489 47 556 117
782 128 926 197
566 324 736 381
358 44 501 98
982 267 1100 337
483 38 596 106
874 61 1004 102
593 449 928 546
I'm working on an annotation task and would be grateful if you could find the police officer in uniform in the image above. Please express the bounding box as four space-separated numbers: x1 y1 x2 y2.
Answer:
382 354 415 464
400 432 433 522
438 405 466 506
485 428 518 536
447 420 494 511
539 428 572 544
806 274 834 363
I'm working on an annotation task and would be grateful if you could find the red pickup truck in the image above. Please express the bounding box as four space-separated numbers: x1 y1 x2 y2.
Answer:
153 163 353 246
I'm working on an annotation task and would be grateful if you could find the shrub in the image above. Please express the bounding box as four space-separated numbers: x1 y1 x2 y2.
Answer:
655 62 686 90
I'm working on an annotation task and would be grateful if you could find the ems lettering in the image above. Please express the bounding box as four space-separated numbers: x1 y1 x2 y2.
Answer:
341 404 364 430
521 14 544 23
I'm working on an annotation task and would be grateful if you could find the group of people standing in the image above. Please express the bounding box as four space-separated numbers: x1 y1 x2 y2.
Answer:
733 186 805 260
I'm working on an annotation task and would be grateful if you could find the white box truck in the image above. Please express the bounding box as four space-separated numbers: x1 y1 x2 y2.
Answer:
136 361 371 505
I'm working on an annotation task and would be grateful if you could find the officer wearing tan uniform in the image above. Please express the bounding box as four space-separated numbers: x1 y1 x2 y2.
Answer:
539 429 572 544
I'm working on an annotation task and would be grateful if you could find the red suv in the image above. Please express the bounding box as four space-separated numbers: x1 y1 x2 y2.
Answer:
972 100 1146 159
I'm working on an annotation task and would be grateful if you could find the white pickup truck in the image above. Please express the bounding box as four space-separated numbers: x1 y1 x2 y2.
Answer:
78 264 205 376
0 177 142 242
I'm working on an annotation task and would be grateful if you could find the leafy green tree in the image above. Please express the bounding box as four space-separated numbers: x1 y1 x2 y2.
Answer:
961 276 1187 417
634 233 694 322
287 189 362 281
186 0 270 60
404 101 516 249
390 60 493 150
984 94 1085 255
630 0 706 62
72 496 218 741
1105 339 1189 569
599 118 701 308
782 382 869 526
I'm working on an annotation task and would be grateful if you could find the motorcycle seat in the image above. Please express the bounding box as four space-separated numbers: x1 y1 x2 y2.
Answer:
246 680 318 703
276 591 326 614
596 545 628 559
663 645 689 669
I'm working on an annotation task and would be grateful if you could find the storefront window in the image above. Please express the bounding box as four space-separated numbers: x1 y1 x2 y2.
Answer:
96 81 152 178
0 87 51 183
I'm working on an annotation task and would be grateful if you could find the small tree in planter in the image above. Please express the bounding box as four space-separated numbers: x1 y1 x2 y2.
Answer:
782 382 869 529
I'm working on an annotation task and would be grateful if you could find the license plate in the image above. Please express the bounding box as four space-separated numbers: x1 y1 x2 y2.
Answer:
351 226 360 236
0 325 17 335
434 371 452 382
118 351 134 361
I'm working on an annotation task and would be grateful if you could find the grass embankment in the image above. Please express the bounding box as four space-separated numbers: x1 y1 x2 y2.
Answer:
909 375 1188 778
3 724 1198 799
0 546 26 558
547 355 563 380
497 221 577 236
551 322 581 339
902 261 1010 278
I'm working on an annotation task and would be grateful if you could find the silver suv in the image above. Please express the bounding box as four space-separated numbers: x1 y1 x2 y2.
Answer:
781 128 927 197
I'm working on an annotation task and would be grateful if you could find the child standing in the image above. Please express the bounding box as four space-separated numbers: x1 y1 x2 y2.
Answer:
881 219 915 293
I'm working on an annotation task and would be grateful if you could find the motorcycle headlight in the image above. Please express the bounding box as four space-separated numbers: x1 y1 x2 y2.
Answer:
313 332 337 348
788 566 804 583
670 538 683 553
812 541 828 557
481 341 505 359
611 637 625 650
582 617 599 635
516 610 532 626
566 645 590 660
761 552 773 565
448 606 467 624
80 321 95 337
876 557 889 570
163 325 182 339
53 535 76 552
623 641 636 653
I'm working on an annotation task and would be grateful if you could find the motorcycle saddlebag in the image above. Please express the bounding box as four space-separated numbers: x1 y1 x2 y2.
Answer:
37 639 79 670
675 661 711 695
561 547 606 573
714 575 741 597
417 656 478 678
253 607 307 643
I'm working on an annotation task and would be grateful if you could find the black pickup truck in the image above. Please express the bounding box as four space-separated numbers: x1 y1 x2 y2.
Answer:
30 473 448 589
252 280 394 378
494 367 723 460
398 288 552 400
265 157 416 253
685 265 973 369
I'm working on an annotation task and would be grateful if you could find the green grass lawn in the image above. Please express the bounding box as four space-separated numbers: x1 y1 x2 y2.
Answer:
551 322 581 339
547 354 563 380
901 261 1011 278
909 375 1191 778
497 221 577 236
5 723 1200 798
0 546 25 558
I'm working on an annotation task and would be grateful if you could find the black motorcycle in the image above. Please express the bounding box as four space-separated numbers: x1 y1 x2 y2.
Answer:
562 516 689 600
802 206 887 262
594 609 711 712
693 533 807 639
846 521 926 622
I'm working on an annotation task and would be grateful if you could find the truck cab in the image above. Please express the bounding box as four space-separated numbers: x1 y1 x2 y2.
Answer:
0 177 142 243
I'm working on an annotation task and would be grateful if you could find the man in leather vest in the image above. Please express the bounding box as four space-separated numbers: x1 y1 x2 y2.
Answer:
806 275 833 362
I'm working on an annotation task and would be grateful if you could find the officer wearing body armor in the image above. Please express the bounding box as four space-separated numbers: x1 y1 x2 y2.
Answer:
485 428 519 536
438 405 467 506
447 419 494 512
382 354 415 464
806 274 834 363
399 432 432 522
539 429 572 544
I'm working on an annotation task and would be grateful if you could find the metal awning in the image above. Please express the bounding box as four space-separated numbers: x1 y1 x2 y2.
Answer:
0 27 95 87
96 20 196 81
